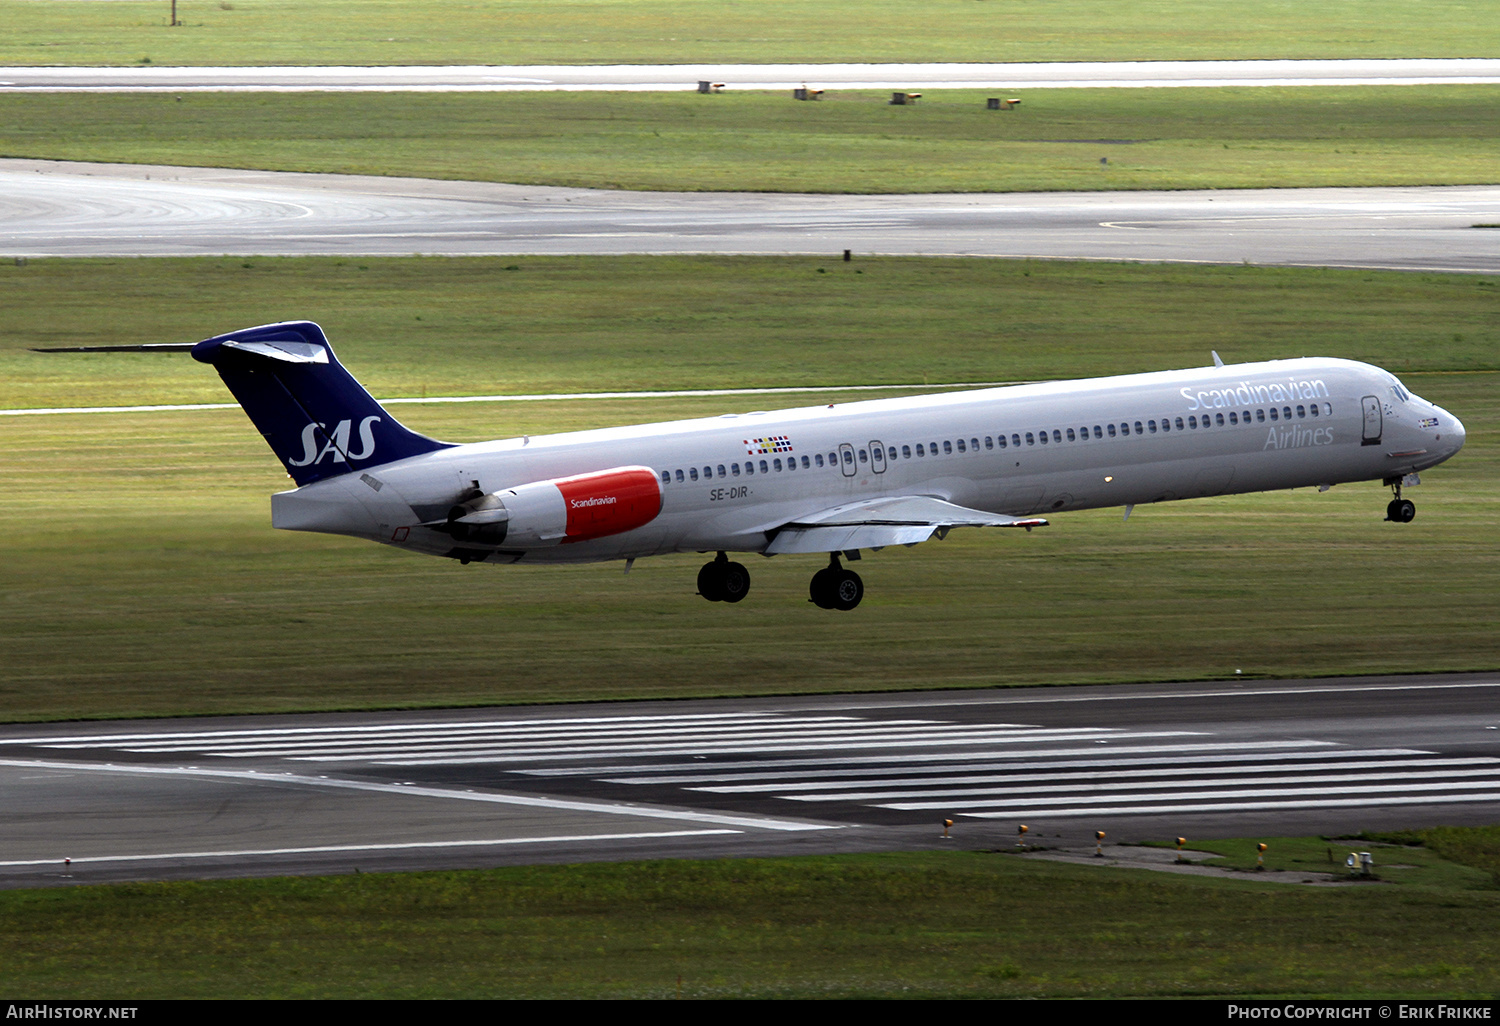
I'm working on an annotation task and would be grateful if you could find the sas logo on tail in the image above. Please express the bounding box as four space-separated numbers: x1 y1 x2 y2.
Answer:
289 417 381 467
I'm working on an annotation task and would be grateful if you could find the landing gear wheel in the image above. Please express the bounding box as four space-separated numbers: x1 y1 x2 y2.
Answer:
697 561 726 602
1385 497 1416 523
698 553 750 603
809 568 837 609
831 569 864 611
719 561 750 603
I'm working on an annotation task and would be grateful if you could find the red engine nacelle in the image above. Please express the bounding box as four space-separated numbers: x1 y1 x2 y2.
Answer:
446 466 662 548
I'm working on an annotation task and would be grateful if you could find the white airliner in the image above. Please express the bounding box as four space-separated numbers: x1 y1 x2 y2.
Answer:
45 320 1466 610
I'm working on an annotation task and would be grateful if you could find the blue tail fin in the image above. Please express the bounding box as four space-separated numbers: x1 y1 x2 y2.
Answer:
192 321 452 486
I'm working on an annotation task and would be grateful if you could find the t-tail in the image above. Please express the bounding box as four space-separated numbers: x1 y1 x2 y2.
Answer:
192 321 452 484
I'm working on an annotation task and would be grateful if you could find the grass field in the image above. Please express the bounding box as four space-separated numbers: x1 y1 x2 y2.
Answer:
3 0 1497 67
2 256 1495 722
4 85 1498 192
4 831 1498 998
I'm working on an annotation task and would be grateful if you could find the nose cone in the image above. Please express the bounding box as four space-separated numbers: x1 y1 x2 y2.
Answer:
1446 410 1466 458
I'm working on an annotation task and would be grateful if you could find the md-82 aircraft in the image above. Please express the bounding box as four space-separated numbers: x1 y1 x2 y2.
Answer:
45 320 1466 610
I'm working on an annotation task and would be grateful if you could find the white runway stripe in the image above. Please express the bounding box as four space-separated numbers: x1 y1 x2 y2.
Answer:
783 767 1500 803
0 830 743 868
77 721 1095 756
355 730 1205 765
0 757 834 832
679 758 1500 793
516 740 1345 777
962 793 1500 819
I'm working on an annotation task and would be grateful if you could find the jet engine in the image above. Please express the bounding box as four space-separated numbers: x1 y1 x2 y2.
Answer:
444 466 662 549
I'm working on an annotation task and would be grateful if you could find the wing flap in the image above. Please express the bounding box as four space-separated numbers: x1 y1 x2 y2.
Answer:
764 495 1046 555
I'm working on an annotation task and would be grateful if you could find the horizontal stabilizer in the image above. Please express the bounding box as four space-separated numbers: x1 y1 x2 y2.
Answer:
765 495 1046 555
31 343 198 353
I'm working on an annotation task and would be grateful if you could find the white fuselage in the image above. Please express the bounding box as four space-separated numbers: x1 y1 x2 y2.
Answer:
271 357 1465 563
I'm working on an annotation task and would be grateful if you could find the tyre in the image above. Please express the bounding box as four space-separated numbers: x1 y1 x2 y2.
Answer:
697 561 725 602
809 568 836 609
832 569 864 611
720 562 751 603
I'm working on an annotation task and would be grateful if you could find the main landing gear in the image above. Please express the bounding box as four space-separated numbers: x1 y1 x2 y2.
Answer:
809 553 864 611
1384 478 1416 523
696 551 864 611
698 552 750 603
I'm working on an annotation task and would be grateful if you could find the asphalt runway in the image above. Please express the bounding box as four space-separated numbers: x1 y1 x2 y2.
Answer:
3 674 1497 887
5 160 1500 271
4 59 1500 92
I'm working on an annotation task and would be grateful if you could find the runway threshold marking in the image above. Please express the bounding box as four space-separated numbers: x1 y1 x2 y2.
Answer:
0 758 837 833
0 830 743 869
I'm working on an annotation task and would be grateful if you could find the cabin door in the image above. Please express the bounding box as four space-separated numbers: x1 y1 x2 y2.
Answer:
1361 395 1383 445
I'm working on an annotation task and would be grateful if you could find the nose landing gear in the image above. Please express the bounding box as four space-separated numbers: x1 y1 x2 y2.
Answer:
810 553 864 611
697 551 750 603
1384 479 1416 523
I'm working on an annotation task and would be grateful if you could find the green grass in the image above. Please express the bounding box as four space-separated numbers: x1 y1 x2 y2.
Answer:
1157 832 1500 891
4 86 1499 192
4 838 1499 998
1 256 1496 721
4 256 1497 409
2 0 1497 67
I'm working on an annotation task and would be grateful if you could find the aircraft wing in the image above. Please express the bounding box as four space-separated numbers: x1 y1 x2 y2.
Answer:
764 495 1047 555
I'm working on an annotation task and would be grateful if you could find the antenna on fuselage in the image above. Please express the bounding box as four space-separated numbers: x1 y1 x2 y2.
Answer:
1211 351 1225 368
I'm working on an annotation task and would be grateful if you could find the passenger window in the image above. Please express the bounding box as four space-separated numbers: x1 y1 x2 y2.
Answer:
858 449 868 463
773 458 782 472
1120 423 1130 436
1283 407 1292 420
1026 432 1035 445
661 470 670 483
675 469 685 482
1094 426 1103 439
1297 405 1306 418
1269 408 1278 421
1134 421 1143 434
943 441 953 455
985 436 993 450
1255 409 1265 422
997 436 1007 450
1108 424 1117 437
902 445 912 458
745 462 754 476
732 463 741 476
689 468 699 481
718 464 727 477
760 460 769 474
1066 428 1076 441
1011 434 1021 448
957 439 966 453
916 443 925 456
814 454 823 468
842 451 853 465
1038 431 1048 445
1216 414 1225 426
887 447 897 461
1229 412 1238 425
1149 420 1158 433
1309 405 1318 418
1175 417 1185 431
